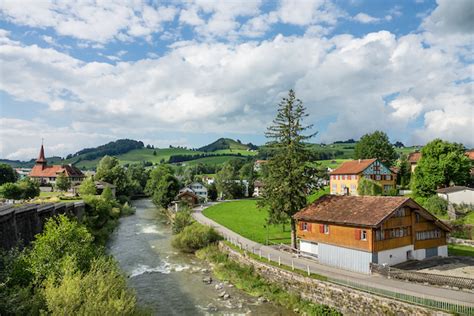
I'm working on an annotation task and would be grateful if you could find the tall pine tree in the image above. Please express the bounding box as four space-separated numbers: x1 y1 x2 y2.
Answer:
258 90 316 248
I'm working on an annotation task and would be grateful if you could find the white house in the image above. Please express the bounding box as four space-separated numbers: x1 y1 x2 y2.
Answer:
437 186 474 205
183 182 208 201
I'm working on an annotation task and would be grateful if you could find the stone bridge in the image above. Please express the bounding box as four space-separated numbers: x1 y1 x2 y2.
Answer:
0 201 85 250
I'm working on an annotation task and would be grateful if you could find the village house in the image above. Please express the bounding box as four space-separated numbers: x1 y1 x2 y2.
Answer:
253 180 264 197
329 159 397 196
407 152 422 173
294 195 450 274
176 190 199 207
253 160 268 172
29 145 84 186
436 186 474 205
72 180 116 197
186 182 208 201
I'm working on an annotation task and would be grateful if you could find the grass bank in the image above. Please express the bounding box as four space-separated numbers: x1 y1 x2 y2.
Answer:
196 244 340 315
448 244 474 257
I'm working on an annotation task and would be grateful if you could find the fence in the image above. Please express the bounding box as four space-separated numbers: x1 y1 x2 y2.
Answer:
220 233 474 316
370 263 474 290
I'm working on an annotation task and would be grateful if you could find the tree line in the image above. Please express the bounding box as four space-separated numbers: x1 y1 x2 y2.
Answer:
168 152 246 163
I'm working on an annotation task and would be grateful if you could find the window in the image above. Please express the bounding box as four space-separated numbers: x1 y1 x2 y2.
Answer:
323 224 329 234
415 213 420 223
302 222 308 231
361 230 367 241
351 175 356 180
350 184 356 192
385 175 391 181
331 183 337 193
365 174 371 179
375 229 384 241
416 229 441 241
394 208 406 217
375 175 381 181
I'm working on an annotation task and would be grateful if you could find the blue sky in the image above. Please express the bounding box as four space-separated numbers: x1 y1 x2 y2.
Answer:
0 0 472 160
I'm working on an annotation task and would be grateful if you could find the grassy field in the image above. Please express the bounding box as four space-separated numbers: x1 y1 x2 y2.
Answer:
203 199 291 244
313 159 350 170
307 187 330 203
181 155 248 166
203 188 330 244
213 149 257 156
448 244 474 257
463 212 474 225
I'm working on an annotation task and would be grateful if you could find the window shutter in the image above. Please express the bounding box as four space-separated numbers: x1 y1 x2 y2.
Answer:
355 229 361 240
299 222 303 230
308 223 312 232
319 224 324 233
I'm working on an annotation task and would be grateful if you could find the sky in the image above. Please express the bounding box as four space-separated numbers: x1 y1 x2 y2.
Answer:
0 0 473 161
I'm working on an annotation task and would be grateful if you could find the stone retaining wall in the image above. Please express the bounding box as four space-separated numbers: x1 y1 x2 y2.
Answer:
448 237 474 247
0 201 85 250
218 242 447 316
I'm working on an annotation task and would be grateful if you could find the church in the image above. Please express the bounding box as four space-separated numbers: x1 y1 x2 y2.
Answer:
29 144 85 186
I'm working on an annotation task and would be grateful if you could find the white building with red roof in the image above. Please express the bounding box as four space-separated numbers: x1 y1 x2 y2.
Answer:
29 144 85 186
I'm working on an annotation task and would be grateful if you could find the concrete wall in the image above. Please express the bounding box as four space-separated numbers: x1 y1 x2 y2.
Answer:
0 201 85 250
438 190 474 205
377 245 414 266
319 242 372 274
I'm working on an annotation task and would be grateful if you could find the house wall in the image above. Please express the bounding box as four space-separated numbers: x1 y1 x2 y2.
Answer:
413 216 447 250
437 190 474 204
299 240 318 256
297 221 373 252
318 243 372 274
376 245 414 266
330 175 360 195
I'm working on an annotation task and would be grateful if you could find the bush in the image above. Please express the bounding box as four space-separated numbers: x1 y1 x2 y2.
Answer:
423 195 448 216
172 223 221 253
43 256 141 315
121 202 136 216
172 209 194 234
357 178 382 196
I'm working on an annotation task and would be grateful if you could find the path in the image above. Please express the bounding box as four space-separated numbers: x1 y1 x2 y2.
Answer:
193 203 474 307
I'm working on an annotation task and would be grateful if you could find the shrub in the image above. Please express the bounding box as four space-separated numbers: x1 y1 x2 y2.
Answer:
121 202 136 216
43 256 140 315
172 223 221 253
423 195 448 216
26 215 98 284
172 209 194 234
78 177 96 196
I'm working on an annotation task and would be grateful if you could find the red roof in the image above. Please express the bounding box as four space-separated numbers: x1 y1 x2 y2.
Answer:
330 159 376 175
408 152 421 163
465 150 474 160
29 164 84 178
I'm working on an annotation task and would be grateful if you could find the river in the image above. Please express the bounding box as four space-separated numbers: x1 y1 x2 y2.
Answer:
107 199 294 315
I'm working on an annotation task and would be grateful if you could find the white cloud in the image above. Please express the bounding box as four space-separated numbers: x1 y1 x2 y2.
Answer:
389 96 423 120
0 1 177 43
353 13 380 24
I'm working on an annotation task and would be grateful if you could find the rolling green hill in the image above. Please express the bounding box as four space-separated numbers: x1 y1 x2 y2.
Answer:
198 138 258 152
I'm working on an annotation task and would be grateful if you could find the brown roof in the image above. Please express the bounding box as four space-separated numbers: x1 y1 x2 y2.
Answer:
407 152 421 163
436 186 473 194
330 159 376 175
29 164 84 178
294 195 451 231
36 145 46 163
294 195 409 227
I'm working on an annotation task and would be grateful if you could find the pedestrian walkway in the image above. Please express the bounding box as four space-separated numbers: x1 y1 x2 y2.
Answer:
193 205 474 309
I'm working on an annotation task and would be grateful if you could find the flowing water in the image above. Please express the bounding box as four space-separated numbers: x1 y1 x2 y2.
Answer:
107 199 294 315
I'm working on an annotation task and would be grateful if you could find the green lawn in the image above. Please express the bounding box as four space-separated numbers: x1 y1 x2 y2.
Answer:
213 149 257 156
203 199 291 244
307 187 330 203
203 188 330 245
463 212 474 225
312 159 350 170
448 244 474 257
39 191 63 198
181 155 247 166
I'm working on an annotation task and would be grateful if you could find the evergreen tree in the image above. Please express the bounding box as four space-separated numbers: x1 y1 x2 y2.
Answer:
397 154 411 188
55 173 71 192
411 139 470 197
354 131 397 166
258 90 317 248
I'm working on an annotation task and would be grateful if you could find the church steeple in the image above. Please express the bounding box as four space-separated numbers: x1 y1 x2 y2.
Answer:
36 142 47 165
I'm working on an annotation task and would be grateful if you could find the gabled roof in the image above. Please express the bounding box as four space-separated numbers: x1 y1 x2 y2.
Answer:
436 186 474 194
330 159 376 175
294 195 450 231
407 152 421 163
177 190 198 199
29 164 84 178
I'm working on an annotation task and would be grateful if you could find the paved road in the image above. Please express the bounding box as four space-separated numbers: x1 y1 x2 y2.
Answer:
193 203 474 307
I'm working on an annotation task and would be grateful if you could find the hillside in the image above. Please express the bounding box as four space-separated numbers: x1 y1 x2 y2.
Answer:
198 138 258 152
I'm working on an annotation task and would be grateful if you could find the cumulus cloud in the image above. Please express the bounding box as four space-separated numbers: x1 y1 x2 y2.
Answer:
353 13 380 24
0 0 177 43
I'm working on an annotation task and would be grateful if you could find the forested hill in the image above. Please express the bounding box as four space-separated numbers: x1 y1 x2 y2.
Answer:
198 138 258 152
67 139 145 161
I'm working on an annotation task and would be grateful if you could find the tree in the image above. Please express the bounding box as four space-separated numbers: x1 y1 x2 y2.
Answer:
215 162 244 199
17 179 40 199
397 154 411 188
101 187 114 201
26 215 97 283
0 164 17 185
79 177 97 196
146 165 179 208
357 178 382 196
393 141 405 148
411 139 470 197
55 173 71 192
258 90 317 248
207 182 218 201
95 156 132 197
354 131 397 166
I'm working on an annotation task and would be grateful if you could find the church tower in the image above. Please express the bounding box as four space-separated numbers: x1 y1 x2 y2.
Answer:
35 143 47 170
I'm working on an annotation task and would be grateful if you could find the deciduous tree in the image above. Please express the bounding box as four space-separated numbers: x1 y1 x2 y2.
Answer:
55 173 71 192
354 131 397 166
411 139 470 197
0 164 17 185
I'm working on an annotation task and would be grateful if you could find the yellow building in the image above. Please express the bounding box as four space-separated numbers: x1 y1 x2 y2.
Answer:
330 159 397 195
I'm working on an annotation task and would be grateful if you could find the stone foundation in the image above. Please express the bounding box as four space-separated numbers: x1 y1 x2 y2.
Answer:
219 242 448 315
